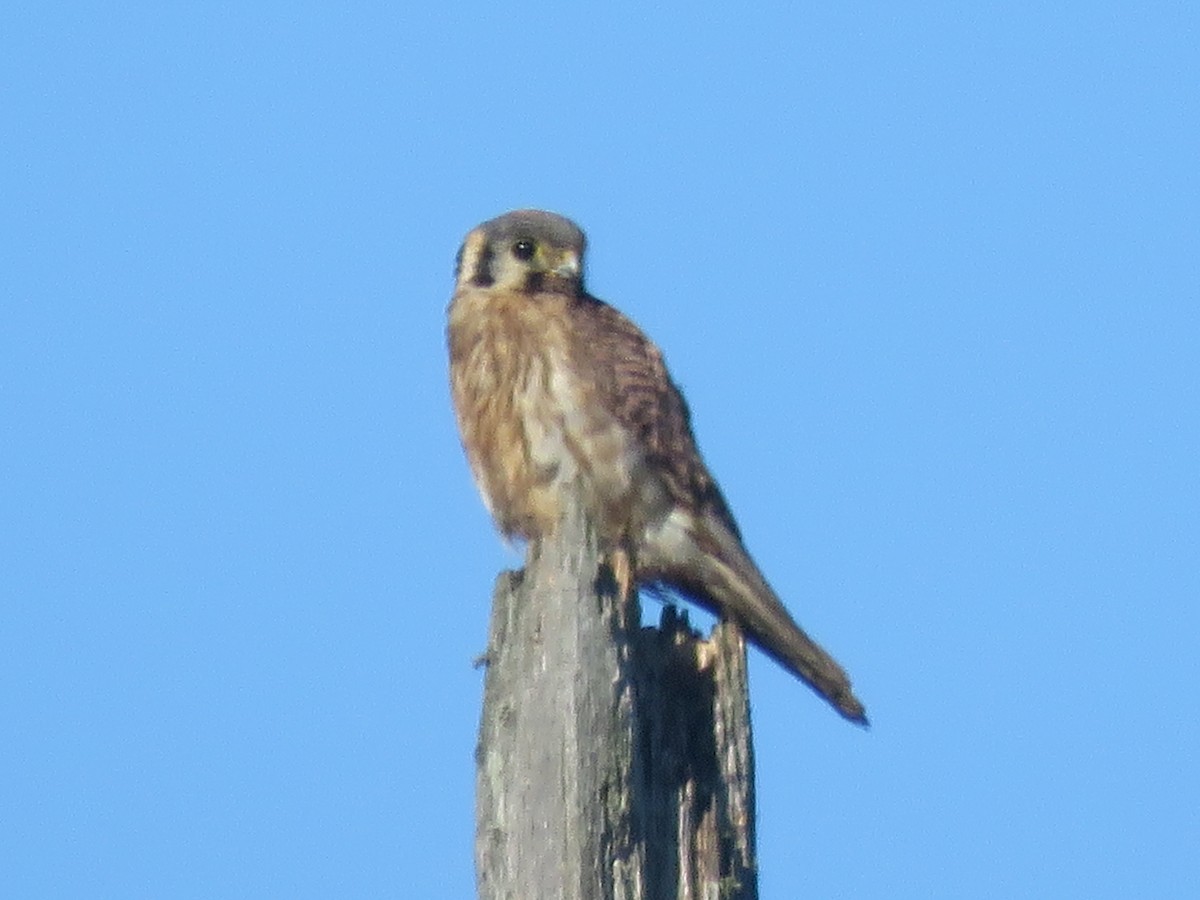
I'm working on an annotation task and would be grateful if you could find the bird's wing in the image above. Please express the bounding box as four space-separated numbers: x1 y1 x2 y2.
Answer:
570 294 741 541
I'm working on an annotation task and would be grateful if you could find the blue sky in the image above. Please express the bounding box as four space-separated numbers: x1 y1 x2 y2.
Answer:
3 3 1197 897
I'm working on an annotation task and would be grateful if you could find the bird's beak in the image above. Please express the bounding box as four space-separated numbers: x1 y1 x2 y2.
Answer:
552 251 580 278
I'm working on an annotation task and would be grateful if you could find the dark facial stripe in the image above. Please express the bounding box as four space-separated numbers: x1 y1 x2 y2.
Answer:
470 242 495 287
522 271 580 296
524 271 545 294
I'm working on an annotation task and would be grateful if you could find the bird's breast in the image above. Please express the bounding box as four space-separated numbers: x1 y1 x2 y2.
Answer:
448 290 643 542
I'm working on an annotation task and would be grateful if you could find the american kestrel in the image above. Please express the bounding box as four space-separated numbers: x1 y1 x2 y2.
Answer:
447 210 867 724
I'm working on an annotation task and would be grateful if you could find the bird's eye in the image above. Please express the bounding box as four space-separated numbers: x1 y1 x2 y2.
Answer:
512 240 536 261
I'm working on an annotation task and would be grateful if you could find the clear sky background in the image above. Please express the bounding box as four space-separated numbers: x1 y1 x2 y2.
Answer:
3 3 1197 898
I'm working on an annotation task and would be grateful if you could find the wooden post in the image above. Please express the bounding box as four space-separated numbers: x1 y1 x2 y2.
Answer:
474 493 758 900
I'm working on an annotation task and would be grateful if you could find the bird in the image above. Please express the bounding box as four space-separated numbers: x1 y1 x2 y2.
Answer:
447 209 867 725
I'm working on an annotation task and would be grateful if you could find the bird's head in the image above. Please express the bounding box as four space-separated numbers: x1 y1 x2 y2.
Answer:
455 209 586 295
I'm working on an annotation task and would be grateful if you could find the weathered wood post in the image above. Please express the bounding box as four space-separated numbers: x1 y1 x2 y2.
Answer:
475 492 758 900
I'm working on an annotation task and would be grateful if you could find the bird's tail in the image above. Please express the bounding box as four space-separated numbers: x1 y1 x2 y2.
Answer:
691 523 868 725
